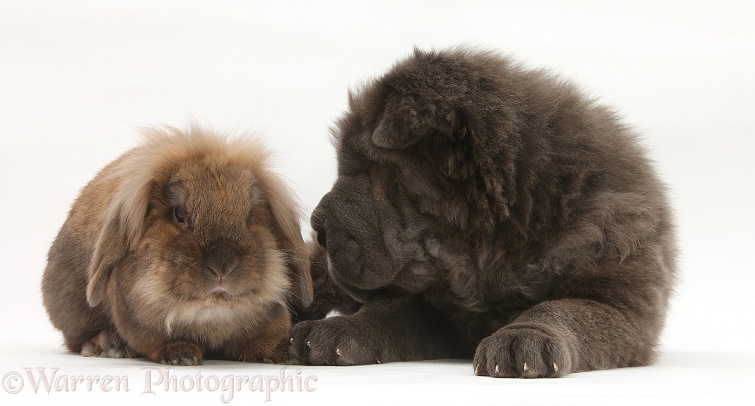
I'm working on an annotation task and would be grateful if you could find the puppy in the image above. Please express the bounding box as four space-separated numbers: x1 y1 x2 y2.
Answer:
290 236 361 323
42 125 313 365
291 48 677 378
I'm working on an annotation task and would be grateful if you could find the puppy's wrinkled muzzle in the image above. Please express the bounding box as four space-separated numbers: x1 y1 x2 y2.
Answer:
311 193 329 249
310 175 402 293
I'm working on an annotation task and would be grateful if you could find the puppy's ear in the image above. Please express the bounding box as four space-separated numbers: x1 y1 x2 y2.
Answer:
371 97 467 149
259 175 314 308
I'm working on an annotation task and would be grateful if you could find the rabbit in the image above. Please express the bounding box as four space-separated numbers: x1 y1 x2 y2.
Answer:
42 125 313 365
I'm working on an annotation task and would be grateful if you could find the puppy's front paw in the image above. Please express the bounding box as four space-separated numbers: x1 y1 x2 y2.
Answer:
153 342 203 366
289 317 381 366
473 323 573 378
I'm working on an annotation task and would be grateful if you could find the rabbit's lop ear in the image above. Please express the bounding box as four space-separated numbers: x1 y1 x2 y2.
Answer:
282 228 313 308
86 206 130 306
86 163 151 307
260 174 314 308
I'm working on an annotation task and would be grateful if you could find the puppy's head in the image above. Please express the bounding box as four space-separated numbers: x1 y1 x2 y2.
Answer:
312 48 515 300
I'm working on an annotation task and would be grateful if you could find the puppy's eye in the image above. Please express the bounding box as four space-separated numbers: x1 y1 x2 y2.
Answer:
173 207 187 224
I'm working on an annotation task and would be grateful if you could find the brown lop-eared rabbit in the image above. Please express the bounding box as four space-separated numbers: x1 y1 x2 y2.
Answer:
42 125 313 365
290 47 677 378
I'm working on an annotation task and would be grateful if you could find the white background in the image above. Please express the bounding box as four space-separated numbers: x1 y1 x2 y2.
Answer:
1 0 753 404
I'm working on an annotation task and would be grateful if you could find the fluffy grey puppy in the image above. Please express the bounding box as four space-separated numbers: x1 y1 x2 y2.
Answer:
291 48 676 378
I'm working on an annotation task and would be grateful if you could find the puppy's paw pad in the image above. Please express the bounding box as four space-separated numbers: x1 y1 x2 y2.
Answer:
288 317 377 366
473 324 572 378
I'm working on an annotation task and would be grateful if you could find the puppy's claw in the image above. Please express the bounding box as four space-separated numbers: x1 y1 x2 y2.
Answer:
495 364 500 374
474 364 480 375
553 362 559 372
335 348 341 356
306 341 311 348
523 362 529 372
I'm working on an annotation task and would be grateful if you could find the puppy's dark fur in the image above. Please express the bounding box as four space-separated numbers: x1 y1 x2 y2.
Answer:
290 238 361 322
290 48 677 378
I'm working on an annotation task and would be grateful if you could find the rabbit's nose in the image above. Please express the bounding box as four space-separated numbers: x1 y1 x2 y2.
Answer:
204 242 239 277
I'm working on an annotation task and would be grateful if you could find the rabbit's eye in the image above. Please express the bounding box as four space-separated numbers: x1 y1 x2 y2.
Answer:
173 207 187 224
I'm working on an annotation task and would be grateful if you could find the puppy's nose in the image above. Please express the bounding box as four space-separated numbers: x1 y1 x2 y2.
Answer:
311 193 329 248
315 229 326 248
